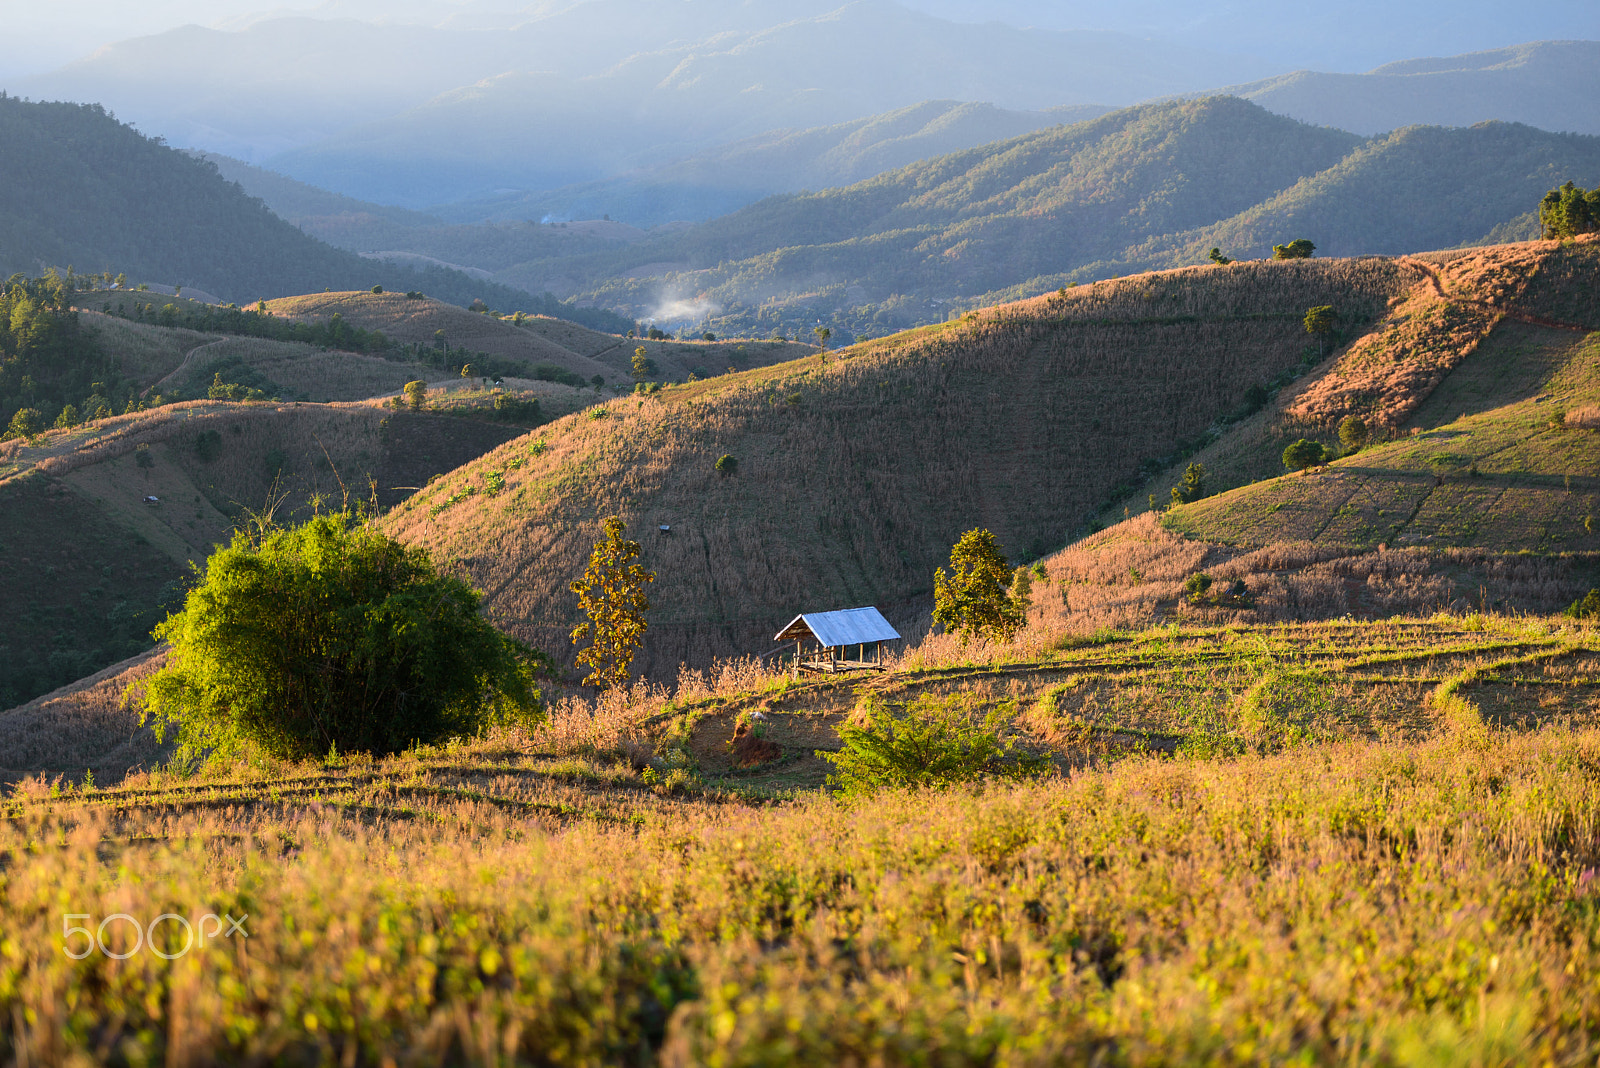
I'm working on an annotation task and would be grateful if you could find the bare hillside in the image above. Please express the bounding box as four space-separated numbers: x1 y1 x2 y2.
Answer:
381 256 1411 676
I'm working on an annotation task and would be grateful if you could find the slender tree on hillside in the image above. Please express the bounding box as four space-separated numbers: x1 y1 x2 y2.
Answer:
933 529 1025 646
1304 305 1338 356
571 517 656 691
1170 462 1206 506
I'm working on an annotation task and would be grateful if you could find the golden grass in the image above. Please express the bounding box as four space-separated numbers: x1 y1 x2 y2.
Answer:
7 616 1600 1064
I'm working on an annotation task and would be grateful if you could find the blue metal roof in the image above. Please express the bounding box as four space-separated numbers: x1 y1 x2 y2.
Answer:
774 606 901 647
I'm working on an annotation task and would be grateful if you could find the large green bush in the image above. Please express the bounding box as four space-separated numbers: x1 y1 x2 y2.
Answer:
137 512 545 761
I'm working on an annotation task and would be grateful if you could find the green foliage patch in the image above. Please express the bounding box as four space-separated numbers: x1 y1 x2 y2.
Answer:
137 511 546 761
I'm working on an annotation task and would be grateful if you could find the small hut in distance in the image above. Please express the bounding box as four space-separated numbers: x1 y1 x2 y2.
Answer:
774 606 901 674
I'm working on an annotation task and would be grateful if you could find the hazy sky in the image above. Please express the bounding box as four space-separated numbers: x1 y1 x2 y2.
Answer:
7 0 1597 80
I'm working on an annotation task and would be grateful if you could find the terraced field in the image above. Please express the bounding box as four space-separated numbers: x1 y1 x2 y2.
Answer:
7 614 1600 1064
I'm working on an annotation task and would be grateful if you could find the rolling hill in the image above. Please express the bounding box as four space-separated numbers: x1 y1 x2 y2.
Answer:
1157 238 1600 555
379 253 1414 676
0 95 629 329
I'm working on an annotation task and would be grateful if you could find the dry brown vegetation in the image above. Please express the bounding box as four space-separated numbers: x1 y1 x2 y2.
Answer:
0 649 167 787
381 256 1414 677
1287 239 1600 429
1023 512 1596 635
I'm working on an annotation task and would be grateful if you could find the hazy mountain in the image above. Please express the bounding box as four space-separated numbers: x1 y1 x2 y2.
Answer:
0 96 629 329
903 0 1600 74
17 1 1272 206
499 98 1600 339
433 101 1115 227
1218 40 1600 136
272 2 1266 206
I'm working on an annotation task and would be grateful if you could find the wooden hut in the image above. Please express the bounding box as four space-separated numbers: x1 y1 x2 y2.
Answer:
774 606 900 674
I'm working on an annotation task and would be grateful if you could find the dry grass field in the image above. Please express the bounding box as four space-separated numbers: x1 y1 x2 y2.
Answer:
1166 327 1600 553
6 611 1600 1064
380 254 1415 675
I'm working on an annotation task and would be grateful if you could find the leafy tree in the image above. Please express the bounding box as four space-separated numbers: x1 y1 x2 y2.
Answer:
715 454 738 476
933 529 1025 645
1170 461 1206 505
570 516 656 690
53 403 79 428
370 285 383 294
1183 572 1214 603
1208 247 1232 265
1273 239 1316 260
591 374 606 389
135 512 544 762
1338 415 1370 452
5 407 43 440
1283 438 1329 472
134 443 153 469
631 347 658 380
1568 589 1600 620
820 693 1048 797
1539 182 1600 239
403 380 427 411
1304 304 1338 356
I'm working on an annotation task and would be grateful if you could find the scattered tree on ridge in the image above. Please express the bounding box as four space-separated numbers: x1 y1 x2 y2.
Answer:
1273 239 1316 260
1208 247 1232 265
571 516 656 691
813 326 831 353
1283 438 1329 473
135 511 544 762
1539 182 1600 239
1170 461 1207 506
1338 415 1370 453
933 529 1026 646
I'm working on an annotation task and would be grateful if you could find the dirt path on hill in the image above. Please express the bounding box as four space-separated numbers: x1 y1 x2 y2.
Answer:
1400 257 1591 333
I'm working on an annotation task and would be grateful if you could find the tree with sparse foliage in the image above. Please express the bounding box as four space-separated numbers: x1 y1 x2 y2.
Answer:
1283 438 1329 472
933 529 1026 645
814 326 831 352
403 380 427 411
1273 239 1316 260
571 517 656 691
1170 462 1206 506
135 511 545 762
1338 415 1369 452
631 347 658 380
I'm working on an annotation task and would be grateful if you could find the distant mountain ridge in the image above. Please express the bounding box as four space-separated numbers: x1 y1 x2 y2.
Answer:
1214 40 1600 136
500 98 1600 339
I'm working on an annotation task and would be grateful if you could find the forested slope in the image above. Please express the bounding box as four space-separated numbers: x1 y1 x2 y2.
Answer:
0 96 628 329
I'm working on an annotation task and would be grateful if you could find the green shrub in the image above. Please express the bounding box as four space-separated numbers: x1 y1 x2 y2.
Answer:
135 512 546 762
1183 572 1214 603
1282 438 1328 472
1567 589 1600 620
821 694 1048 798
715 454 738 476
